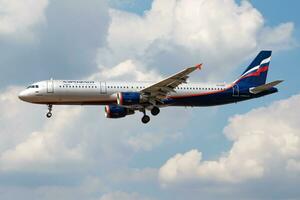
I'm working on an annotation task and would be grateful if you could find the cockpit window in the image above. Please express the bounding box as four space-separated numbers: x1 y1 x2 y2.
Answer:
26 85 39 89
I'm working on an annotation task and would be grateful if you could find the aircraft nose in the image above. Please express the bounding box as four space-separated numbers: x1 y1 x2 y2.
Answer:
18 90 28 101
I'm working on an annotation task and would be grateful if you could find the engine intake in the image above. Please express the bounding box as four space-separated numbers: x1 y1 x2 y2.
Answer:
117 92 145 106
105 105 134 118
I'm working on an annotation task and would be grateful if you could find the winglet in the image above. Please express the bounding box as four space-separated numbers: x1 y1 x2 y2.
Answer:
195 63 203 70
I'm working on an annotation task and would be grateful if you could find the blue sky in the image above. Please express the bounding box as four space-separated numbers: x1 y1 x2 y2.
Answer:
0 0 299 200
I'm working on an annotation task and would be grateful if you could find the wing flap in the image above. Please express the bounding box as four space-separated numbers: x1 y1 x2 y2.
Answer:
141 64 202 101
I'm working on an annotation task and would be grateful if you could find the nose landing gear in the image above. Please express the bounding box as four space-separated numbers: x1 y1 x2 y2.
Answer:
46 104 53 118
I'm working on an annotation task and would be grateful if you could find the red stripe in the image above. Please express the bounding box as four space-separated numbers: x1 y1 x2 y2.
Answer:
236 66 268 83
105 105 111 118
119 93 123 105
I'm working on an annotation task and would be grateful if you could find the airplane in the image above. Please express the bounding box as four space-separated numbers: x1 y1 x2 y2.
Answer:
18 51 283 124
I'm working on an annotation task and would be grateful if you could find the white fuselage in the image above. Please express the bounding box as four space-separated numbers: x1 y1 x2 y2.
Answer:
19 80 229 105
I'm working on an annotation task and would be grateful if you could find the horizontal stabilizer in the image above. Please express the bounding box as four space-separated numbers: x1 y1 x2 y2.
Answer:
250 80 284 94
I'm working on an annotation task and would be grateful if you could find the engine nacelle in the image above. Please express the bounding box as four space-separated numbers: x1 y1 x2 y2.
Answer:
104 105 134 119
117 92 144 106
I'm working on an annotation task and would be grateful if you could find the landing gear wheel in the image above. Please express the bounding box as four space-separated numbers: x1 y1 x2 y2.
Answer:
46 112 52 118
151 107 160 116
141 115 150 124
46 104 53 118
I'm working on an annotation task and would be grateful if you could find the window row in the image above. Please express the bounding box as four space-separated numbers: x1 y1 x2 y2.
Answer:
58 85 225 91
59 85 97 89
107 86 225 91
175 87 225 91
107 86 145 89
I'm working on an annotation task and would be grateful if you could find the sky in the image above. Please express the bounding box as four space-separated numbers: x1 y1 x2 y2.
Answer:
0 0 299 199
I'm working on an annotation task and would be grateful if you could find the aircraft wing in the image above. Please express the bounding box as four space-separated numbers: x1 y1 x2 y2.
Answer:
140 64 202 102
249 80 283 94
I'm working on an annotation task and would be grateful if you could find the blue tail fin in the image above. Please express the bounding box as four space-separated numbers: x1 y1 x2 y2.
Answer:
235 51 271 88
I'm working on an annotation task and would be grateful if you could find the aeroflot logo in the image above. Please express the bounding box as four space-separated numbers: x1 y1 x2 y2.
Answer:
63 80 95 83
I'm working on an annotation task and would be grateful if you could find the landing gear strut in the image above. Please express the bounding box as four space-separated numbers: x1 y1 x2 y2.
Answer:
151 107 160 116
46 104 53 118
141 109 150 124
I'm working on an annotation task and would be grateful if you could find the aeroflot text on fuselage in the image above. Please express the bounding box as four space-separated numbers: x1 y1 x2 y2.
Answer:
19 51 283 124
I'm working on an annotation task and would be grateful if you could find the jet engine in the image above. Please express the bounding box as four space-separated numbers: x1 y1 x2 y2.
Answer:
104 105 135 118
117 92 146 106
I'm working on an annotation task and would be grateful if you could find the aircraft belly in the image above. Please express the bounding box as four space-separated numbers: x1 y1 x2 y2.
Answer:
168 91 239 107
32 92 116 105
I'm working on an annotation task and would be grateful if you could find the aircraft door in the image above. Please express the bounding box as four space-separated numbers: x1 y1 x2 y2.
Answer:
232 84 239 97
100 82 107 94
47 79 54 93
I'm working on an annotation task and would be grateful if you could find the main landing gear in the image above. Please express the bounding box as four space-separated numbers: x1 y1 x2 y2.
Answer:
46 104 53 118
151 106 160 116
141 107 160 124
141 114 150 124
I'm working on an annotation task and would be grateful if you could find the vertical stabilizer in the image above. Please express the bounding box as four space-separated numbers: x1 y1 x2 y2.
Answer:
235 51 271 88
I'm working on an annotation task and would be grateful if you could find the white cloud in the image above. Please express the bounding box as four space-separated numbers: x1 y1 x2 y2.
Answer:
126 132 182 152
99 191 154 200
0 176 107 200
0 87 45 152
159 94 300 185
89 59 162 81
259 22 296 50
109 168 158 184
0 0 48 39
0 107 85 172
97 0 294 81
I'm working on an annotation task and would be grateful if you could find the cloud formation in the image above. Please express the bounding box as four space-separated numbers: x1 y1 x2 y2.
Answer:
159 94 300 184
0 0 48 39
0 0 109 87
98 0 294 81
